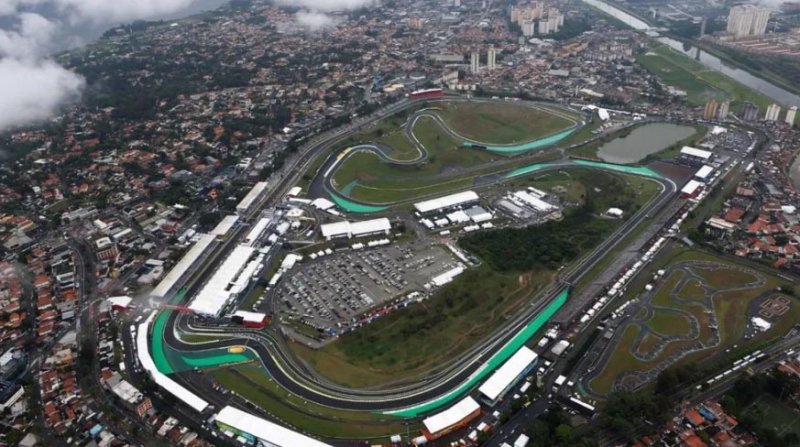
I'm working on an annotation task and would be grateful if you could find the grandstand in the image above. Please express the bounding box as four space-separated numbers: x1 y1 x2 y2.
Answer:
478 346 537 405
150 234 216 299
422 396 481 440
188 245 259 317
214 405 331 447
136 312 209 413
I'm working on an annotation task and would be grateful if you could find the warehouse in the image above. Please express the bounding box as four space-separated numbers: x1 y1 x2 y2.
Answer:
422 396 482 440
236 182 268 216
478 346 538 405
320 218 392 240
414 190 479 215
512 191 557 212
189 245 258 317
150 234 216 299
215 405 331 447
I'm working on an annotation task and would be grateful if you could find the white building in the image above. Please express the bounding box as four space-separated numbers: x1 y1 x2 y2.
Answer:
414 190 479 214
487 46 497 70
727 5 770 38
236 182 268 216
470 51 480 74
320 218 392 240
786 106 797 127
765 103 781 122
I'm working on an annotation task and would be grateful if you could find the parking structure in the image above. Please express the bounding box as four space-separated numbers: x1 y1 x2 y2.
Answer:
275 241 460 331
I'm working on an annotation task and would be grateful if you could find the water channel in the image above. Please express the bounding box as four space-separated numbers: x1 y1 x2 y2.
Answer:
582 0 800 107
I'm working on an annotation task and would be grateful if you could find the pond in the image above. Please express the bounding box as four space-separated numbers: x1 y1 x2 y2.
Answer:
597 123 697 164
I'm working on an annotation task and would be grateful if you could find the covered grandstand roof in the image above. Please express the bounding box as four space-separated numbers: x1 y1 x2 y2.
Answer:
215 405 331 447
150 234 215 299
414 191 479 214
320 218 391 239
211 215 239 236
189 245 256 316
136 312 209 412
244 217 271 245
232 310 268 323
236 182 268 212
422 396 481 435
695 165 714 180
680 146 713 160
479 346 537 401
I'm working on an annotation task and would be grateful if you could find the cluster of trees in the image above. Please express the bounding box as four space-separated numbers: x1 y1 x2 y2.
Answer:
459 206 615 272
722 372 800 446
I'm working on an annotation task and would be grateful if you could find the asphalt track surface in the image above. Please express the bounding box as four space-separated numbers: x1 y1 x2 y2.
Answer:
157 97 680 414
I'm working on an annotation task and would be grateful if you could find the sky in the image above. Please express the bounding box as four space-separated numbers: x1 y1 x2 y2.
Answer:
0 0 376 133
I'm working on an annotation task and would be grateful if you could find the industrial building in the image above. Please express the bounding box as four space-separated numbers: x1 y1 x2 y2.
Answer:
214 405 331 447
236 182 268 216
414 190 479 215
422 396 482 440
150 233 216 299
478 346 538 405
188 245 262 317
320 218 392 240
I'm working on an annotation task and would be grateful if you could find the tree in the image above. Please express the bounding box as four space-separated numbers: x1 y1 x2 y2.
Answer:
555 424 572 443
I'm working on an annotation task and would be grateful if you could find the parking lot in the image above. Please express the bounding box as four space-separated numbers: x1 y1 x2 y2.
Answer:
276 241 460 330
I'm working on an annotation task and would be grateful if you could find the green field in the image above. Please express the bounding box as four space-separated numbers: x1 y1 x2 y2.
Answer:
325 100 584 204
436 101 578 145
588 248 800 395
210 364 414 439
636 44 776 112
743 394 800 438
290 265 553 388
294 170 656 388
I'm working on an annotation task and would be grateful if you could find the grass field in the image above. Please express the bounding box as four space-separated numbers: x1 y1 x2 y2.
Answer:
743 394 800 438
324 100 585 204
436 101 578 145
294 170 657 388
290 266 553 388
588 247 800 395
636 44 776 112
210 364 414 440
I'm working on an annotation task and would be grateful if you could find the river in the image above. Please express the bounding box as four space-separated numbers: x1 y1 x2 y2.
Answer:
581 0 800 107
597 123 697 164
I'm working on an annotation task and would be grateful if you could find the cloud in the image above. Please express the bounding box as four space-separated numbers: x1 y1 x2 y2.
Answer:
0 0 208 131
0 13 57 59
275 0 375 12
295 11 338 31
44 0 199 24
0 58 84 129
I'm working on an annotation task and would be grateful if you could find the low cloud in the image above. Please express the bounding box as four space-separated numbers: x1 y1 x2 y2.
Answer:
276 0 376 12
0 0 207 131
295 11 338 31
0 58 84 130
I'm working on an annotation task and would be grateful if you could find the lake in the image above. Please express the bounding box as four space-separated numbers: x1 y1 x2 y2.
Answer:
597 123 697 164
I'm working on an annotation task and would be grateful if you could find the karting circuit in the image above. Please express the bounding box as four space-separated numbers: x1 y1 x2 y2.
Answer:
121 94 699 445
